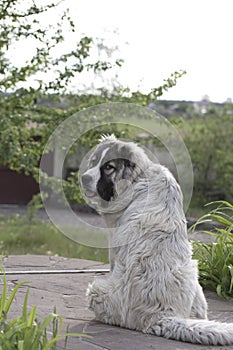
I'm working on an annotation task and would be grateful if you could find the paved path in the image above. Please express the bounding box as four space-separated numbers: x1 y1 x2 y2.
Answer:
1 255 233 350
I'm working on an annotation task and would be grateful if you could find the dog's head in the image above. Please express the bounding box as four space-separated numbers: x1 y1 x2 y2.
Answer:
81 135 151 204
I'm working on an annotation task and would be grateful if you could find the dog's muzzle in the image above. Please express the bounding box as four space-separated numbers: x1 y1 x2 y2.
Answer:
81 174 97 198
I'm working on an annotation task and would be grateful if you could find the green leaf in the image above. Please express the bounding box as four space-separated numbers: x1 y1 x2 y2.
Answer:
228 265 233 293
216 284 222 298
27 305 37 328
22 288 29 322
4 280 28 314
0 274 7 316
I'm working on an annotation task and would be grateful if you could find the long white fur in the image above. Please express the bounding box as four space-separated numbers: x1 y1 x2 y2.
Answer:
86 137 233 345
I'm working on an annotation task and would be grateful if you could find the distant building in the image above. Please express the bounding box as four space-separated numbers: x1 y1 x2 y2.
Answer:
193 96 210 115
0 150 53 204
0 166 39 204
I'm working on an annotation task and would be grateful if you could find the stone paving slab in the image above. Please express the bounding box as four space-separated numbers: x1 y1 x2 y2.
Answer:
1 255 109 327
1 255 233 350
59 321 233 350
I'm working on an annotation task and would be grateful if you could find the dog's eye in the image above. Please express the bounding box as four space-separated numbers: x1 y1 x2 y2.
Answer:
103 164 115 175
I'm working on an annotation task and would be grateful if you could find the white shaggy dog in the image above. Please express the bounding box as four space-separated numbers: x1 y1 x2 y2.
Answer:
81 135 233 345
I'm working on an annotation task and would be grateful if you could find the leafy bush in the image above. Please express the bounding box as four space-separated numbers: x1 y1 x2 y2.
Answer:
180 114 233 204
191 201 233 299
0 0 186 207
0 274 85 349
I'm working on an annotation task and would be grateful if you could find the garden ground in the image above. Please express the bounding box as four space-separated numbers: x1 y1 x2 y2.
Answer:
1 204 232 348
1 255 233 350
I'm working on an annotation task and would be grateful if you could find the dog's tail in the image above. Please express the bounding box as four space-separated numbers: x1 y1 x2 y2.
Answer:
149 317 233 345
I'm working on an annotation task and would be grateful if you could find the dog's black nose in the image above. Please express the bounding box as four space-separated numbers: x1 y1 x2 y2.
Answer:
81 174 92 186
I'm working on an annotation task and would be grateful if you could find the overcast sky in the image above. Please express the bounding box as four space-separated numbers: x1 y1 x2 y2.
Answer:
65 0 233 102
13 0 233 102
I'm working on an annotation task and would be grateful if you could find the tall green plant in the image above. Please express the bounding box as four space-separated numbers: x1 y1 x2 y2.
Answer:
191 201 233 299
0 274 89 349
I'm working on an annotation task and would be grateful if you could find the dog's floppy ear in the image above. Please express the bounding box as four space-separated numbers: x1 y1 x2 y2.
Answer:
120 145 132 159
120 145 136 180
122 159 136 180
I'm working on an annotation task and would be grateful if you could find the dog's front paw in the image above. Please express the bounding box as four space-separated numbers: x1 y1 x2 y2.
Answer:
86 280 118 325
86 282 104 311
86 282 96 298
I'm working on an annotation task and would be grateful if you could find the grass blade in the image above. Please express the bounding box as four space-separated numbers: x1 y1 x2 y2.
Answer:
27 305 37 328
5 280 28 314
0 275 7 316
22 288 29 322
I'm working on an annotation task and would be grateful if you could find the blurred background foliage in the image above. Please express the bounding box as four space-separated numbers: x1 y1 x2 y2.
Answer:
0 2 233 299
0 0 232 213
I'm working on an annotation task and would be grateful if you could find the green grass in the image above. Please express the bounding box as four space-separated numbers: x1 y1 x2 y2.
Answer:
0 274 89 349
190 201 233 299
0 215 108 264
